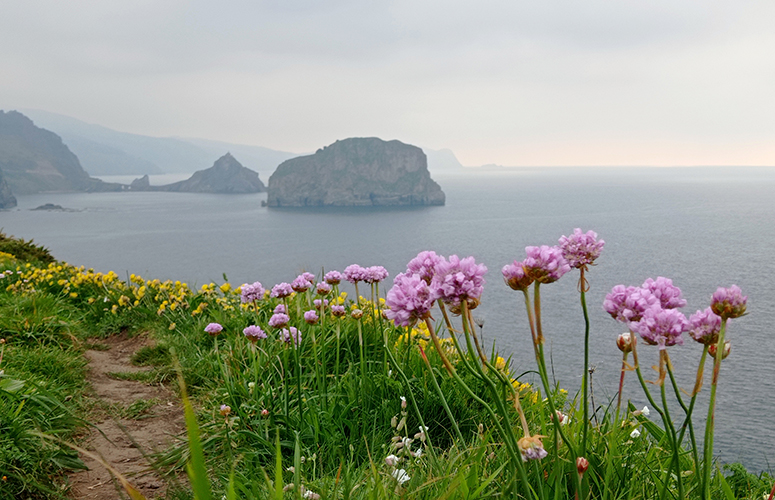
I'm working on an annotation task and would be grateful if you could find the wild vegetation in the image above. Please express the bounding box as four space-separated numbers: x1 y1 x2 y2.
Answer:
0 231 772 499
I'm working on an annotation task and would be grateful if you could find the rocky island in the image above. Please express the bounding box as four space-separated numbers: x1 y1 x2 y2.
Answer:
266 138 445 207
129 153 265 194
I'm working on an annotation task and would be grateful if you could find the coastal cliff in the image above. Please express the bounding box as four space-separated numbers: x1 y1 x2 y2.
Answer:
0 110 122 194
266 137 445 207
0 168 16 208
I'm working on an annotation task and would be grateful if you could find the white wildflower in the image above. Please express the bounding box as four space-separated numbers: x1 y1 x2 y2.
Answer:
392 468 411 485
642 406 650 417
630 429 641 438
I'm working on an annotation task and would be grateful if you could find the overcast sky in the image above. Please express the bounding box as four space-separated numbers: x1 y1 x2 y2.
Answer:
2 1 774 166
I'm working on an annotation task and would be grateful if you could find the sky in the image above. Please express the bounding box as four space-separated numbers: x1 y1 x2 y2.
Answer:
2 1 774 167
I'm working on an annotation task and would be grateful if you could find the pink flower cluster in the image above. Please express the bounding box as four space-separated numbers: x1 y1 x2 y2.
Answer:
240 281 265 303
558 228 605 269
385 251 487 326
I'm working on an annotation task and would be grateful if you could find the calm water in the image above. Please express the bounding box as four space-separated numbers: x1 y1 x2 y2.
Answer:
3 167 774 472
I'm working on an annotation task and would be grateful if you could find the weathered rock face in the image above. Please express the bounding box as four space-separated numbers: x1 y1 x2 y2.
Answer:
0 168 17 208
0 110 93 194
129 153 265 193
267 138 445 207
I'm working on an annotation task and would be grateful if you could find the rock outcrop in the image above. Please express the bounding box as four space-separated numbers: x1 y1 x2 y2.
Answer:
129 153 265 194
0 110 122 194
0 168 17 208
266 138 445 207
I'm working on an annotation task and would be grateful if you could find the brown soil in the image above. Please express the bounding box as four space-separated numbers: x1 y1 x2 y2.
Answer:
68 334 186 500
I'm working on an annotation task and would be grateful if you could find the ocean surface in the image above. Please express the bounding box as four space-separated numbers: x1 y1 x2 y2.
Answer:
2 167 774 472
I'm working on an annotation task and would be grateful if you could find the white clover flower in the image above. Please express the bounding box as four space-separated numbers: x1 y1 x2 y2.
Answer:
642 406 650 417
630 429 641 438
392 468 411 485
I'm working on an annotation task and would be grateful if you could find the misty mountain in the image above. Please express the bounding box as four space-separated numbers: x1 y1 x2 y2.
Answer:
19 109 298 177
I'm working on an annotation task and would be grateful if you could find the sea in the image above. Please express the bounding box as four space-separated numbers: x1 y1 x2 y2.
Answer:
2 167 773 472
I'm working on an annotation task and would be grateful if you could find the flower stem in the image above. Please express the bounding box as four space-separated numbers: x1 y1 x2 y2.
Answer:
615 350 629 423
703 318 727 500
579 274 591 456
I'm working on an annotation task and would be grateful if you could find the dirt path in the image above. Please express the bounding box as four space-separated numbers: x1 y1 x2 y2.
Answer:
68 334 185 500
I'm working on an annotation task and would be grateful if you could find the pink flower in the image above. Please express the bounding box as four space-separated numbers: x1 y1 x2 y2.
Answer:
642 277 687 309
385 273 436 327
324 270 342 285
316 282 331 295
269 313 290 329
406 251 443 284
603 285 659 324
711 285 747 319
501 261 533 291
688 307 722 345
292 275 312 292
243 325 267 342
631 307 688 350
271 282 293 298
366 266 389 284
558 229 604 269
274 304 287 314
304 310 319 325
204 323 223 336
280 327 302 346
518 435 548 461
343 264 369 284
431 255 487 312
331 305 346 318
523 245 570 284
240 281 264 303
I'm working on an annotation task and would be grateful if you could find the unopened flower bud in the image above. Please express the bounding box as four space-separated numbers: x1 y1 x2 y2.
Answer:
576 456 589 475
616 332 633 353
709 340 731 360
219 404 231 417
260 408 269 417
400 396 407 409
283 483 295 492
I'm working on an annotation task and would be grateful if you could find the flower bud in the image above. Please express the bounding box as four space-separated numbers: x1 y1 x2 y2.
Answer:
616 332 633 353
219 404 231 417
709 340 731 360
351 308 363 319
385 454 399 467
710 285 747 319
260 408 269 417
576 456 589 475
400 396 407 409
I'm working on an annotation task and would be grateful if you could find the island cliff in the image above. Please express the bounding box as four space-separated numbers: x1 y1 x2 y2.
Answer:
266 138 445 207
129 153 265 193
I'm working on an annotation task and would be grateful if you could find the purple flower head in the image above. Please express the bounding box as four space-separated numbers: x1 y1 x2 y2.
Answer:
603 285 659 324
431 255 487 313
642 277 687 309
523 245 570 284
331 304 346 317
300 272 315 283
304 310 319 325
280 327 302 347
631 307 688 350
291 275 312 293
243 325 267 343
501 261 534 291
324 270 343 285
406 251 443 284
271 282 293 298
273 304 287 314
365 266 389 284
558 229 605 269
240 281 265 303
316 282 332 296
688 307 722 345
711 285 747 319
268 313 290 329
385 273 436 327
518 436 548 462
343 264 369 284
313 298 329 310
204 323 223 336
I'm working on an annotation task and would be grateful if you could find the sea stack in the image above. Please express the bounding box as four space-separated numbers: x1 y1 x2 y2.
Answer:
266 137 445 207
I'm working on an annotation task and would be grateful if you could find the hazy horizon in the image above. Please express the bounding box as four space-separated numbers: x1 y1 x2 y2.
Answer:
2 2 774 167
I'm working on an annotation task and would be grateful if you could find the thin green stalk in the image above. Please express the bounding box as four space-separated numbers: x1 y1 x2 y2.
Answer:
579 269 591 456
677 346 708 478
660 364 684 500
703 318 727 500
665 352 699 478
